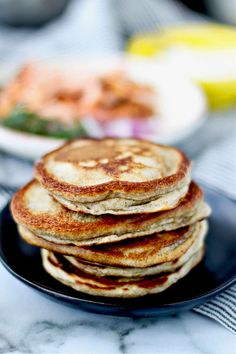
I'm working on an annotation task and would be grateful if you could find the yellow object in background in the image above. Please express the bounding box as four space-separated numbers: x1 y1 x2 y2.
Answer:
127 24 236 110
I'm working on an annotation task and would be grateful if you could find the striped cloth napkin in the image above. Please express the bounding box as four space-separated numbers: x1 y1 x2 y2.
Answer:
193 137 236 201
194 285 236 333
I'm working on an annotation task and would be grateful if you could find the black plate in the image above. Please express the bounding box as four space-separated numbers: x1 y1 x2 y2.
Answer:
0 186 236 316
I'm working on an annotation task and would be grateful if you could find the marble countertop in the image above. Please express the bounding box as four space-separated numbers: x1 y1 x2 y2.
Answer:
1 264 235 354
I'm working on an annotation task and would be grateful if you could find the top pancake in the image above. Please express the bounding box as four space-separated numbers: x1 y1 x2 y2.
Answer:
35 138 191 214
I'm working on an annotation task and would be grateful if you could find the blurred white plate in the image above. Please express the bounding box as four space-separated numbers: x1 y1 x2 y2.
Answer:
0 55 207 160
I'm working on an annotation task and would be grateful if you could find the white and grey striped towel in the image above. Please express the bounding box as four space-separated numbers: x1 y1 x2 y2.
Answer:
194 285 236 334
193 137 236 200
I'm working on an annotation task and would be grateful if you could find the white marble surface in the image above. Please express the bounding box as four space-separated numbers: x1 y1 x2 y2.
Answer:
1 263 235 354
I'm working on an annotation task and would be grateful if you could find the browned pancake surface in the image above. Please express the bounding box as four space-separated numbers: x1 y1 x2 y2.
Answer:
18 223 199 267
35 138 191 202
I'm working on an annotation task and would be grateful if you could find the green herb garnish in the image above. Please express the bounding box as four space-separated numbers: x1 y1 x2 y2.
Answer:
1 106 87 139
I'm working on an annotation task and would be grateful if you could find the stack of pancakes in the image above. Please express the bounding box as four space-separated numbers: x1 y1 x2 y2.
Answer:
11 138 211 298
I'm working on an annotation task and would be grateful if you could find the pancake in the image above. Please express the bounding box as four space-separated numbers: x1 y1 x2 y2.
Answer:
41 247 204 298
18 221 206 267
63 222 206 277
35 138 191 215
11 179 210 246
52 185 189 215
